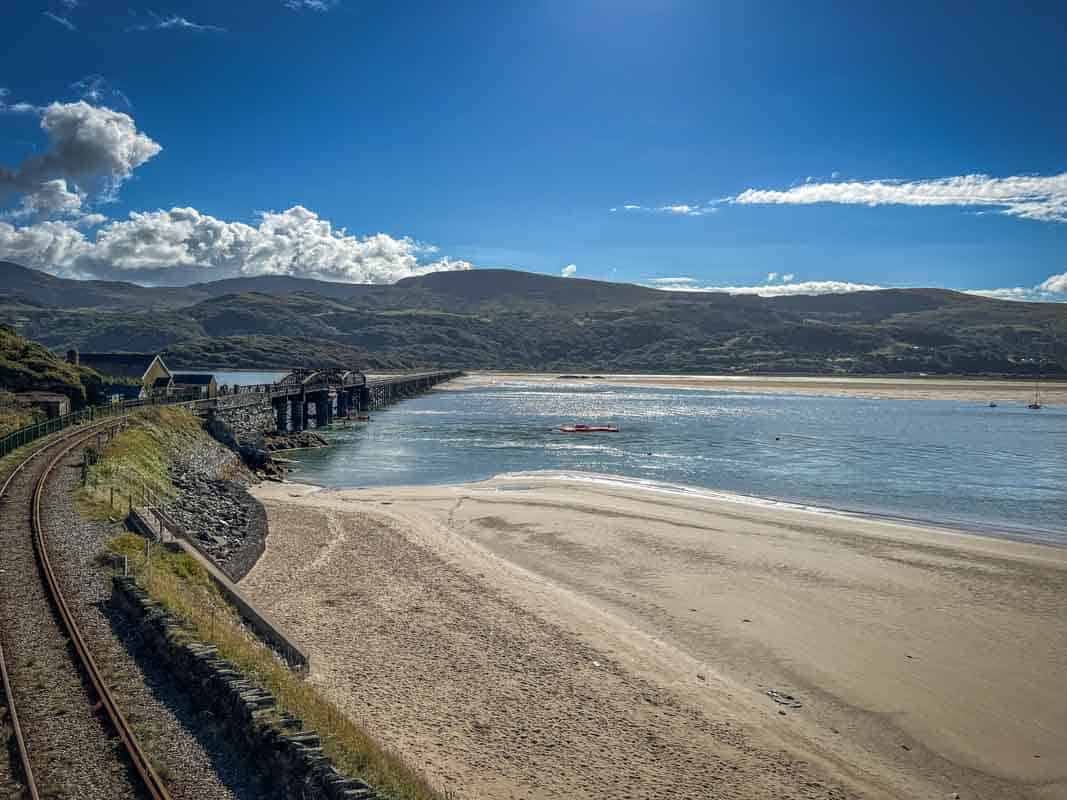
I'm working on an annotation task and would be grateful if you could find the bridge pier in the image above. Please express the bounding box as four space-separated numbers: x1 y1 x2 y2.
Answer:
273 396 288 432
289 394 305 432
312 393 332 427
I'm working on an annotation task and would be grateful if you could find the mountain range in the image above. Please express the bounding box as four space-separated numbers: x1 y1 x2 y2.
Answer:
1 260 1064 375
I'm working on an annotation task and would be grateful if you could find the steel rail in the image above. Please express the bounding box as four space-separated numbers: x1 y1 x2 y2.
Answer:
0 418 121 800
31 422 174 800
0 417 173 800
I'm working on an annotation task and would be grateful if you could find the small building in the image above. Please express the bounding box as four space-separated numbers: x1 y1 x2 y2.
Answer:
171 373 218 399
77 352 172 399
100 383 143 404
151 376 174 396
15 392 71 418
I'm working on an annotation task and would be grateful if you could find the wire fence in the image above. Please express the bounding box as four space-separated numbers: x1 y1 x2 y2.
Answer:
0 394 200 460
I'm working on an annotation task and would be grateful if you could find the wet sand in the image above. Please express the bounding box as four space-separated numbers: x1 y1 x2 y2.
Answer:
243 476 1067 800
445 371 1065 405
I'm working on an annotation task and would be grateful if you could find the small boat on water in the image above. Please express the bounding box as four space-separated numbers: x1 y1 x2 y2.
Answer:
1028 376 1042 410
989 401 997 408
558 423 619 433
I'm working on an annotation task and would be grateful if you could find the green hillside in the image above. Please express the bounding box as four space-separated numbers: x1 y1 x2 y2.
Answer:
1 261 1064 375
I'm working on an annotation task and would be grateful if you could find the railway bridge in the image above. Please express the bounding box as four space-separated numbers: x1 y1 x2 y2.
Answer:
207 368 461 432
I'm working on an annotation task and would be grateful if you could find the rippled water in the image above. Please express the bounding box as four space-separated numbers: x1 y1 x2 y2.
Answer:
287 381 1067 544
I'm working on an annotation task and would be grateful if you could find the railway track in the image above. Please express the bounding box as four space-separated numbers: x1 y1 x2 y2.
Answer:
0 419 173 800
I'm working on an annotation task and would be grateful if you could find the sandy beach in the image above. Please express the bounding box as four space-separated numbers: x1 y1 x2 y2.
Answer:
243 475 1067 800
444 371 1066 405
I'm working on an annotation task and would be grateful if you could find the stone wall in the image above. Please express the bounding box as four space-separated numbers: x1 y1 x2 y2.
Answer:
205 395 281 478
112 576 374 799
211 395 277 445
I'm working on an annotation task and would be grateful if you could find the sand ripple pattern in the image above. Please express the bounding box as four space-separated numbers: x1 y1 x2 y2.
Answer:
241 502 847 800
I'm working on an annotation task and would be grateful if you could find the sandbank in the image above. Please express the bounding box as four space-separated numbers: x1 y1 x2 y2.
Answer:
443 371 1065 405
243 474 1067 799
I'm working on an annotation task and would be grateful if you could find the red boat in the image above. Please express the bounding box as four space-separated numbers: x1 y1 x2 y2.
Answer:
558 424 619 433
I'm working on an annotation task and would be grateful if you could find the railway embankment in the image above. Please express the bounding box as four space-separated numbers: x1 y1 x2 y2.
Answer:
79 406 269 580
85 407 445 800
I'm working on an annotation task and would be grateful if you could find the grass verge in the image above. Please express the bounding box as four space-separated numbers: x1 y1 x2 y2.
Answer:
75 406 202 520
107 534 444 800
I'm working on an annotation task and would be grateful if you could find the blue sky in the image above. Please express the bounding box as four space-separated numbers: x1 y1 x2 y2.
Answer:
1 0 1066 298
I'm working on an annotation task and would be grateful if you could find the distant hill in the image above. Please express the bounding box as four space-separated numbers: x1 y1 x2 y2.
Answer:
1 260 1064 375
0 260 207 310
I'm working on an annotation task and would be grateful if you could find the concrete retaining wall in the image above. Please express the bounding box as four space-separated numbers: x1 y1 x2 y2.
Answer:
127 507 308 671
111 577 374 799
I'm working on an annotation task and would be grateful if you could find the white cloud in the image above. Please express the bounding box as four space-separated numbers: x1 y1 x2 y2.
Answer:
733 172 1067 223
647 273 1067 302
0 206 473 284
677 279 887 297
647 276 696 285
127 13 225 33
1 101 41 115
617 202 717 217
43 12 76 30
1 101 161 210
766 271 778 282
561 263 577 277
71 76 132 109
4 179 85 220
0 220 91 271
284 0 340 10
1038 271 1067 294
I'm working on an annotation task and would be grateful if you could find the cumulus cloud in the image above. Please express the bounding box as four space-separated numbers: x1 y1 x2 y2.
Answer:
127 13 225 33
0 219 91 271
561 263 577 277
1039 271 1067 294
43 11 76 30
733 172 1067 223
0 101 161 211
782 273 795 283
0 206 473 284
4 179 85 220
766 271 778 282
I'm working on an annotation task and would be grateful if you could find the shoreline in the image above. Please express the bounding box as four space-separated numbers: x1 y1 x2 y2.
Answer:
244 474 1067 799
284 469 1066 549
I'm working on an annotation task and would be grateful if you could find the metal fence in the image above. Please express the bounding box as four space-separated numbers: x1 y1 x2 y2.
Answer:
0 395 198 460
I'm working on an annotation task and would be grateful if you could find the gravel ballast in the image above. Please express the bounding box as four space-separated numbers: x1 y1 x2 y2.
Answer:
41 442 276 800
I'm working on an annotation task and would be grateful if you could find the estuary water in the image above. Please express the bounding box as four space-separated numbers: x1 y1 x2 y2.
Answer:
287 380 1066 544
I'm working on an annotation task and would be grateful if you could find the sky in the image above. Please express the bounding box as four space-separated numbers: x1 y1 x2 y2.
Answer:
1 0 1066 300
